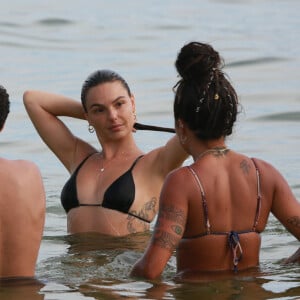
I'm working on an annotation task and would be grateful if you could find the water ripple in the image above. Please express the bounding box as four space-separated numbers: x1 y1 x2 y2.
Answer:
153 24 191 31
0 21 21 27
36 18 74 26
227 56 286 68
253 111 300 122
0 27 71 44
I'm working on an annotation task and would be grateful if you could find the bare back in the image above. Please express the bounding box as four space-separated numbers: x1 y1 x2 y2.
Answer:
175 151 273 275
0 159 45 278
131 148 300 280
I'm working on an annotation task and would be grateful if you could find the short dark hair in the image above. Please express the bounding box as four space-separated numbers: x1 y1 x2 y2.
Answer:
0 85 10 129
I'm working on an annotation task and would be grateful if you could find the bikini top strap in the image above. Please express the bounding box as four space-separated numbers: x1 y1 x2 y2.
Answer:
187 166 211 234
129 155 144 171
250 158 262 231
73 152 97 175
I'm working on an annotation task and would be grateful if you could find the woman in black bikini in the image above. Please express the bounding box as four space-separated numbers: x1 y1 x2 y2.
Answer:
23 70 188 236
131 42 300 280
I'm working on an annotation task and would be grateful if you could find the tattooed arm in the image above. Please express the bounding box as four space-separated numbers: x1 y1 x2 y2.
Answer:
130 171 188 279
261 159 300 263
269 164 300 240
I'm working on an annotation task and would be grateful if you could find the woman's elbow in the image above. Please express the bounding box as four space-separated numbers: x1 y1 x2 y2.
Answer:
131 262 162 280
131 270 161 280
23 90 35 107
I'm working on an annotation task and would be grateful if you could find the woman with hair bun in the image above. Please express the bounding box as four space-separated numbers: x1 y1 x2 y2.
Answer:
131 42 300 280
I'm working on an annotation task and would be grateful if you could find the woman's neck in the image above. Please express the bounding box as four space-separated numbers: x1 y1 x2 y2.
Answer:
189 138 227 162
100 138 141 160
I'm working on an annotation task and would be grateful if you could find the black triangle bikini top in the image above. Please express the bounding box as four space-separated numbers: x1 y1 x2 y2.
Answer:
60 153 150 223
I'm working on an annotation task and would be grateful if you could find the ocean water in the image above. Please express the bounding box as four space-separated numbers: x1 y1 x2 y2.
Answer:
0 0 300 299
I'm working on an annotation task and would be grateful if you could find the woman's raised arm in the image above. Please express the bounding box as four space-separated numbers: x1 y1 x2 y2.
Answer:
23 90 93 172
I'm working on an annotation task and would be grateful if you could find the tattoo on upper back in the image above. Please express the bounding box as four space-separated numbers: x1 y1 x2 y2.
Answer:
287 216 300 228
240 159 251 175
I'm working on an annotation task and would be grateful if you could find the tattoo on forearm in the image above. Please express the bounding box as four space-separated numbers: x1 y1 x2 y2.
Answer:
240 159 251 175
159 203 185 226
153 229 178 251
287 216 300 228
127 197 157 233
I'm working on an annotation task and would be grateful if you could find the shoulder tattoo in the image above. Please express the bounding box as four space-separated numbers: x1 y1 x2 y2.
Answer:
240 159 251 175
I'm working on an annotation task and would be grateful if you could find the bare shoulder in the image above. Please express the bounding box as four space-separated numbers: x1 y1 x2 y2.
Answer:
9 159 42 176
161 166 194 197
0 158 45 210
141 135 188 177
251 157 285 179
0 158 43 186
165 165 192 182
251 157 274 169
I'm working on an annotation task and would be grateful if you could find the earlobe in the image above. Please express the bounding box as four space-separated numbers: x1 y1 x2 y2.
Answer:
178 120 184 129
130 95 137 121
177 119 186 131
130 94 136 110
176 119 187 145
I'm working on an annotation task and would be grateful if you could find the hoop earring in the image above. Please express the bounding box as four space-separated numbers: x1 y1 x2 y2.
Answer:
88 125 95 133
133 111 137 121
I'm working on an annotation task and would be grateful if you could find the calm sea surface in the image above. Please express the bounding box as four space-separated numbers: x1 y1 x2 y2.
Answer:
1 0 300 299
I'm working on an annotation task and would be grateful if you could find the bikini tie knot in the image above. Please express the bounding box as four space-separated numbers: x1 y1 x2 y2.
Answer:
228 231 243 272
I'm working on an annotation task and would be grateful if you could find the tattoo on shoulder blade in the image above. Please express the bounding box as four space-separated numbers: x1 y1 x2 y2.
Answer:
240 159 251 175
287 216 300 228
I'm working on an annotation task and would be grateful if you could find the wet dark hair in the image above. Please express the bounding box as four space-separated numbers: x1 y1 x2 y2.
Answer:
81 69 175 133
81 69 132 112
0 85 10 129
173 42 239 140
